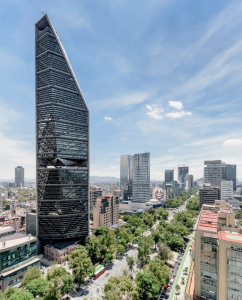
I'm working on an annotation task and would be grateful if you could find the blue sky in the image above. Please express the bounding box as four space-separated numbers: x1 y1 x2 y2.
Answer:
0 0 242 180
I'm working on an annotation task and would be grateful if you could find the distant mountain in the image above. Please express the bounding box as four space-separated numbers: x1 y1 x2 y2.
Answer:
90 176 119 183
0 178 36 183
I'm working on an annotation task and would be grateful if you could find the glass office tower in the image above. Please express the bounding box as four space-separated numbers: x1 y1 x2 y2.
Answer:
132 152 150 202
35 15 89 252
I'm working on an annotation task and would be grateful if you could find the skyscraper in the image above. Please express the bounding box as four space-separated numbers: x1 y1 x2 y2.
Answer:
15 166 24 187
35 15 89 252
204 160 237 190
120 155 133 200
165 169 174 182
224 164 236 191
204 160 225 187
132 152 150 202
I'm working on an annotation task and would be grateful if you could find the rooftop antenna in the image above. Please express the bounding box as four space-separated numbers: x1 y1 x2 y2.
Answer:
42 11 45 15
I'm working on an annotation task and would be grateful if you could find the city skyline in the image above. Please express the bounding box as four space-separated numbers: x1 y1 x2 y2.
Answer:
1 1 242 180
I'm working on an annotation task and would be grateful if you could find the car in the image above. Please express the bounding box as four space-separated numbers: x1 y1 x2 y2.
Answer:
133 247 135 250
172 268 174 272
125 254 128 257
105 272 110 277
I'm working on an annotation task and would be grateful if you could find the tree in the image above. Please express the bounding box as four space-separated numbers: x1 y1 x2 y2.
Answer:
2 287 17 300
66 245 94 284
86 235 100 263
157 243 173 262
46 265 67 281
61 274 74 295
104 276 137 300
116 244 125 256
126 256 136 278
44 277 63 300
151 230 160 249
175 284 180 293
26 277 47 298
186 197 199 211
148 258 170 287
138 237 153 266
157 207 169 220
181 276 185 284
94 226 109 236
9 291 34 300
22 266 42 287
104 253 114 264
136 271 160 300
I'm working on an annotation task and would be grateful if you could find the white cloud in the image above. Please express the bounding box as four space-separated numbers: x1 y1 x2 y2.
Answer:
146 104 164 120
93 92 151 110
104 116 113 121
223 139 242 147
169 101 183 110
166 111 192 119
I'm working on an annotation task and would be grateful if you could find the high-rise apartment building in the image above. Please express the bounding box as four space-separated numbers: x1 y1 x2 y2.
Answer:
194 200 242 300
165 170 174 182
35 15 89 252
132 152 150 203
15 166 24 187
220 180 233 201
204 160 236 190
93 195 119 229
90 188 102 210
199 184 220 210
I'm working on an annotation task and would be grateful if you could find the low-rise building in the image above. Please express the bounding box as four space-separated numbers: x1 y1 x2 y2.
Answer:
194 200 242 300
0 227 39 292
93 195 119 229
44 243 78 264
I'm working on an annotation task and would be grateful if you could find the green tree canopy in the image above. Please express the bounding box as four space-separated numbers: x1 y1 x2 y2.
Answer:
104 276 138 300
21 266 42 287
26 277 47 298
66 245 94 284
135 271 160 300
9 291 34 300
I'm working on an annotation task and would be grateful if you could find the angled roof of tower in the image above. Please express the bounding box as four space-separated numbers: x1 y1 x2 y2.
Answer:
35 14 88 111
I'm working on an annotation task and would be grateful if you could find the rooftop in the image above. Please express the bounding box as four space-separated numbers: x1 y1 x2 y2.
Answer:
198 209 218 232
0 234 36 251
219 231 242 244
219 208 233 214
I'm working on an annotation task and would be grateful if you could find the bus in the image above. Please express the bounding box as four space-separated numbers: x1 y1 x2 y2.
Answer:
92 265 106 280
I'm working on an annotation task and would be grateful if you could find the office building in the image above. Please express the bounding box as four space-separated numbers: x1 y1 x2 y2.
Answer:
165 170 174 182
185 174 194 191
204 160 225 187
220 180 233 201
199 184 220 210
120 155 133 200
93 195 119 229
15 166 24 188
132 152 150 203
90 188 102 211
26 208 37 237
204 160 236 190
35 15 89 252
194 200 242 300
0 227 39 292
178 166 189 190
224 164 236 191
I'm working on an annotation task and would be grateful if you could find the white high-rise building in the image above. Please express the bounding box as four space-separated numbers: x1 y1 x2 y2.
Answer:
132 152 150 203
220 180 233 201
